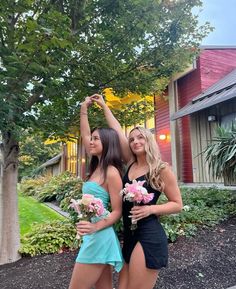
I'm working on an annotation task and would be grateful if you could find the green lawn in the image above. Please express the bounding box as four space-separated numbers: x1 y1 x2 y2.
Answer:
19 194 65 236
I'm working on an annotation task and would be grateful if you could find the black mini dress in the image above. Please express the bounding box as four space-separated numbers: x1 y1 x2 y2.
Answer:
122 165 168 270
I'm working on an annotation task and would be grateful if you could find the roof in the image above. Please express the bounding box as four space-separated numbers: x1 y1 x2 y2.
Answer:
199 45 236 50
39 153 62 169
171 68 236 120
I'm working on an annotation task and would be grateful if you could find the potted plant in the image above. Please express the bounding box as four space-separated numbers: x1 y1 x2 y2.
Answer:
204 125 236 186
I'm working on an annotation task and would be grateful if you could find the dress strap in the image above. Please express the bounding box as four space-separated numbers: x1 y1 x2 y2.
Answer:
126 162 135 174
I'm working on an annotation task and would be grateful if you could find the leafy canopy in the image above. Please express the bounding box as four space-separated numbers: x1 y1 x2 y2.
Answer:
0 0 212 139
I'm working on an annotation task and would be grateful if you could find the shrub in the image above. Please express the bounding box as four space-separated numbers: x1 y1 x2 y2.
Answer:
19 221 80 257
19 172 83 205
204 125 236 185
35 171 82 202
160 187 236 242
19 176 50 196
59 185 83 213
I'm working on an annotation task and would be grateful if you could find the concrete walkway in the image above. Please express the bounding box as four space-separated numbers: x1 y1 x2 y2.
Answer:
180 182 236 191
44 202 69 218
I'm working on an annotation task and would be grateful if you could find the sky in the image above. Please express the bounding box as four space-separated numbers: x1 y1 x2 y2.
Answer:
197 0 236 46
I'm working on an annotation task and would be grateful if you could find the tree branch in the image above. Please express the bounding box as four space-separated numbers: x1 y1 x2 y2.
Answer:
25 91 45 110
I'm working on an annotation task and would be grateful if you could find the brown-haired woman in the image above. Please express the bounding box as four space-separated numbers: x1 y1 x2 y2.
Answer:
68 97 124 289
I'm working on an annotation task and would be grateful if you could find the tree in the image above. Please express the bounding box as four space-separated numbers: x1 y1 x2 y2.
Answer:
0 0 211 264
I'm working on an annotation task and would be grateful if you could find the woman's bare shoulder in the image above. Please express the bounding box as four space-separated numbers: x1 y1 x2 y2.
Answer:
159 163 174 177
106 165 121 178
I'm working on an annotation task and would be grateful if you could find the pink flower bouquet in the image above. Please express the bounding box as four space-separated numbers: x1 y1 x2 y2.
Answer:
120 180 154 230
70 194 108 238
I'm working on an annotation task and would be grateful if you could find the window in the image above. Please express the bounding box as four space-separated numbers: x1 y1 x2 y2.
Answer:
221 112 236 129
66 141 78 174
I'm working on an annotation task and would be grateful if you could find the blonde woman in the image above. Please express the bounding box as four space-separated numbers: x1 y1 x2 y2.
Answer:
91 94 183 289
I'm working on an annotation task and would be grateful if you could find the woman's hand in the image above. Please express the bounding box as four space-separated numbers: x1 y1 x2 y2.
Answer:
76 220 97 236
90 94 106 108
81 96 93 108
130 205 152 222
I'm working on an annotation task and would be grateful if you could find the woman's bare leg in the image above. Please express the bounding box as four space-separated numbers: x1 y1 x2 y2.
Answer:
127 242 158 289
117 262 129 289
68 263 108 289
95 265 113 289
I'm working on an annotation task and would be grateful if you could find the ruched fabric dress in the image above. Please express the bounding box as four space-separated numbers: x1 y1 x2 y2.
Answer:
122 165 168 270
76 181 123 272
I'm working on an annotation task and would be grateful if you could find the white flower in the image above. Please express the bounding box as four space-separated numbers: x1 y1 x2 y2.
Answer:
183 205 190 211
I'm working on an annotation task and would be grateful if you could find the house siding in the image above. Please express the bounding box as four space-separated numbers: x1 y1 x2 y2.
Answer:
200 50 236 91
176 48 236 183
154 94 172 165
176 62 202 182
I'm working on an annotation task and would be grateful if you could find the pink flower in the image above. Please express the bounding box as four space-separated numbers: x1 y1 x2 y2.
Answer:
120 180 154 231
70 195 108 220
120 180 154 204
142 192 154 203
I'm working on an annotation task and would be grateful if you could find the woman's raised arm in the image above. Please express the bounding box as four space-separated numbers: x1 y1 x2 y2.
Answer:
80 97 92 155
91 94 133 164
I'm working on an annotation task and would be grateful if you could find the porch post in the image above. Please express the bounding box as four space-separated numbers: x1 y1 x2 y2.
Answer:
168 80 181 180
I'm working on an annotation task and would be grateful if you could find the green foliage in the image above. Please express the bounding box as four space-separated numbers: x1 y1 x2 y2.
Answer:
36 171 83 203
18 130 61 179
160 187 236 242
0 0 212 139
20 171 83 203
60 188 83 213
204 125 236 184
18 193 65 236
19 176 50 197
19 185 236 256
19 221 79 257
113 100 154 127
113 218 124 238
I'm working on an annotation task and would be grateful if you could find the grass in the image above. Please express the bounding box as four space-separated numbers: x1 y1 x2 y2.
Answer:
19 194 65 236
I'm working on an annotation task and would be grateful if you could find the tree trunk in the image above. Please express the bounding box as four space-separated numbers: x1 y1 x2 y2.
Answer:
0 132 21 265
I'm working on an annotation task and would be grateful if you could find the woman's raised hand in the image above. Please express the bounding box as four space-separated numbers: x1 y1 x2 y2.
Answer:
80 96 93 108
90 94 106 108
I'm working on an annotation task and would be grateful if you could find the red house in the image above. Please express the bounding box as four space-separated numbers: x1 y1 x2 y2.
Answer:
155 46 236 183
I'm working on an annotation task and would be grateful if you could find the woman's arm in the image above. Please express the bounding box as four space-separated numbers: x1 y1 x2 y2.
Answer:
95 166 123 230
91 94 133 164
131 166 183 221
80 97 92 155
151 166 183 215
76 166 123 235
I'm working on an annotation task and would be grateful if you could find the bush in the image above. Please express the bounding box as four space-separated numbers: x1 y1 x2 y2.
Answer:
204 125 236 185
19 221 80 257
19 176 50 196
20 174 236 248
35 171 82 202
160 187 236 242
19 172 83 205
59 186 83 213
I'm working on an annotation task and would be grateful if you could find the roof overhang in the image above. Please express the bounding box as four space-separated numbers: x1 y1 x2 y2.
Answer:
171 60 197 81
171 69 236 121
39 153 62 169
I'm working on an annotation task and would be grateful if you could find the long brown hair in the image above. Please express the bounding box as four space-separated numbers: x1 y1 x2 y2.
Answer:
87 128 123 183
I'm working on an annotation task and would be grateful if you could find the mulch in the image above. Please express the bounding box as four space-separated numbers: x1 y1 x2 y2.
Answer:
0 216 236 289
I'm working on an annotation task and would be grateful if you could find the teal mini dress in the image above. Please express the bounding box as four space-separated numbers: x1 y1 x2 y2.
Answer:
76 181 123 272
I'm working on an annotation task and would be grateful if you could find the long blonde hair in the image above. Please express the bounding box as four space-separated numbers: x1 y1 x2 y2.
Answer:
129 127 166 191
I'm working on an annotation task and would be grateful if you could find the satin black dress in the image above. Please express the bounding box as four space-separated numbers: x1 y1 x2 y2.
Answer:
122 165 168 270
